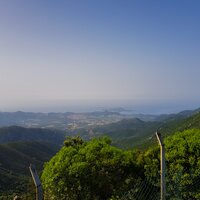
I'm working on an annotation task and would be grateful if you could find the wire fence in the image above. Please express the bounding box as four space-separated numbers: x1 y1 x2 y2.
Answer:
119 176 160 200
118 173 200 200
119 134 200 200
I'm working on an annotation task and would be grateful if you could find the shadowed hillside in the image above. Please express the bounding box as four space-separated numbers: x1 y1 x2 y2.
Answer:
0 126 65 197
0 126 65 144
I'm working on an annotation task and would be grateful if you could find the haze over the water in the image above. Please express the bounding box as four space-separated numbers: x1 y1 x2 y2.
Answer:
0 1 200 114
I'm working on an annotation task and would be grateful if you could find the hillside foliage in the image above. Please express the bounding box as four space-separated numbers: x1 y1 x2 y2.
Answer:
41 137 143 200
0 126 65 144
42 129 200 199
1 111 200 198
140 129 200 199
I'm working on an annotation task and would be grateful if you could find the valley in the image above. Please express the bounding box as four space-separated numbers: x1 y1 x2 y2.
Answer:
0 107 200 198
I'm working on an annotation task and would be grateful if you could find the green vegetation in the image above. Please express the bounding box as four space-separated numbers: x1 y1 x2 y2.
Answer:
160 111 200 136
41 136 143 200
77 118 162 149
0 126 65 144
143 129 200 199
1 110 200 198
0 126 66 197
165 129 200 199
42 129 200 200
92 111 200 149
0 138 62 198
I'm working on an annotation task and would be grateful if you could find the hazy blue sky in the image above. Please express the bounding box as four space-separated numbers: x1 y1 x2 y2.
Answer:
0 0 200 113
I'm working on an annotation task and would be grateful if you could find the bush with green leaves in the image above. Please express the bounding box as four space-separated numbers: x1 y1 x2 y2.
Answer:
143 129 200 199
41 136 141 200
165 129 200 199
42 129 200 199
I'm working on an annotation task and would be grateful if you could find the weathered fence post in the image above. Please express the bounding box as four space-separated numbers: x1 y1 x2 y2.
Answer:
156 131 166 200
29 164 43 200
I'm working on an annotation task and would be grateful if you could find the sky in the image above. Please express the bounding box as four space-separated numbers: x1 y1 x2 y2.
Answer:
0 0 200 113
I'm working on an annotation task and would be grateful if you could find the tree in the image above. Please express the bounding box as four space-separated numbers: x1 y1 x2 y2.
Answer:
143 129 200 199
165 129 200 199
41 136 141 200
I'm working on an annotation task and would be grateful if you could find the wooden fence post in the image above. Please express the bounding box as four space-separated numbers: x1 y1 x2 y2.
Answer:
29 164 43 200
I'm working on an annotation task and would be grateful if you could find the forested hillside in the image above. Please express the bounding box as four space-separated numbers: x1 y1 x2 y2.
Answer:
89 111 200 149
0 126 65 144
91 118 162 149
0 141 60 198
1 110 200 198
0 126 66 198
160 111 200 135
